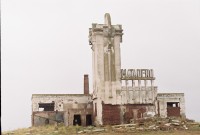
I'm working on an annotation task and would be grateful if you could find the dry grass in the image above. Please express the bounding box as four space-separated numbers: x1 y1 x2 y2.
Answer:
2 124 200 135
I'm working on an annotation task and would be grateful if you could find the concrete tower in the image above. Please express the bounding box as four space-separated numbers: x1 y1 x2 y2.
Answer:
89 13 123 124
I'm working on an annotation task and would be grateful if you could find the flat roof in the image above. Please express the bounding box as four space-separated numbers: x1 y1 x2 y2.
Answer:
32 94 91 97
157 93 184 97
157 93 184 95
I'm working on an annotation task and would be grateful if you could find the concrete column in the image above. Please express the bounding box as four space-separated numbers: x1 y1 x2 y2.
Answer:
108 51 112 98
144 80 147 88
126 80 129 102
138 80 141 90
132 80 135 87
89 13 123 125
132 80 135 100
151 80 154 90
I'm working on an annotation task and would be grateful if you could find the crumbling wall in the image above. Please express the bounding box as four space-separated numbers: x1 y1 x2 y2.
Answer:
118 69 157 105
102 104 154 125
117 88 157 105
92 99 103 125
157 93 185 118
63 103 93 126
32 94 93 126
32 94 92 112
32 111 64 126
89 13 123 106
102 104 121 125
64 108 93 126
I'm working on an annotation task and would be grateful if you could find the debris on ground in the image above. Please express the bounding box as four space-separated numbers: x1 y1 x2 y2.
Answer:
2 117 200 135
77 126 106 134
110 117 199 132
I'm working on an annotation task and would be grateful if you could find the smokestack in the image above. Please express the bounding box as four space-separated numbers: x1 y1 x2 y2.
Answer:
84 74 89 95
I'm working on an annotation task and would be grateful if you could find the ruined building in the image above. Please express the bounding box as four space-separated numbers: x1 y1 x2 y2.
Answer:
32 13 186 126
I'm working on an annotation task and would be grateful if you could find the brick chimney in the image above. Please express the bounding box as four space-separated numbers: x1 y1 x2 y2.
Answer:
84 74 89 95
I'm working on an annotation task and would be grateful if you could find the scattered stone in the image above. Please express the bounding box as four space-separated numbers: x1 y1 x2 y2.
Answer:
87 126 94 129
113 128 126 133
136 127 144 131
148 124 157 130
171 119 180 123
127 127 136 130
183 125 188 130
165 123 171 126
124 124 136 127
92 128 105 132
160 125 170 131
77 131 84 134
172 122 180 126
83 129 91 133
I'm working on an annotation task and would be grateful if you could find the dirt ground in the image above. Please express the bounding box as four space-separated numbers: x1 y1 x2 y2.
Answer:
2 125 200 135
92 130 200 135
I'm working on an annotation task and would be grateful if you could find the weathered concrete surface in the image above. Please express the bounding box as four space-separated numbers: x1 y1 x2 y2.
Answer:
156 93 185 118
32 94 92 112
119 69 157 105
88 13 185 126
31 13 186 127
32 94 93 126
89 13 123 125
32 111 64 126
102 104 121 125
102 104 155 125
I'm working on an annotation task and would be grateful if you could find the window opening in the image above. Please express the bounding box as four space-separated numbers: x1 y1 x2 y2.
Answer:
38 103 54 111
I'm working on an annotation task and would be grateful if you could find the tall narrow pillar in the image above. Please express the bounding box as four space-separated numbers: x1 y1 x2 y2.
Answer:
84 74 89 95
89 13 123 125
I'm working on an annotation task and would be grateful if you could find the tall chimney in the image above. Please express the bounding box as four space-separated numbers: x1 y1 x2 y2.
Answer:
84 74 89 95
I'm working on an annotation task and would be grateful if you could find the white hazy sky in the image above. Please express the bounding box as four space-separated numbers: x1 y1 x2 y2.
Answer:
2 0 200 131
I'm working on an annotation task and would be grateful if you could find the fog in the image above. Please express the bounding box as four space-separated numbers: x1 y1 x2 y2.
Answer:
2 0 200 131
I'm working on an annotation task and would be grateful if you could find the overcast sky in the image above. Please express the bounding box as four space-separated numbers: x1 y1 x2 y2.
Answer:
2 0 200 131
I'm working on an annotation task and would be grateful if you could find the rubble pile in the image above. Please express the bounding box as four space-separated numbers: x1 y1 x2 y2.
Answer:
75 117 200 134
111 117 199 132
77 126 106 134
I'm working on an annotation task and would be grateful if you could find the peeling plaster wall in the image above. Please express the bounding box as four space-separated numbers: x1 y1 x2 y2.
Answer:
89 23 123 104
65 108 93 126
89 14 123 125
116 86 157 104
92 99 103 125
32 111 64 126
32 94 92 112
157 93 185 118
31 14 186 127
32 94 93 126
102 104 155 125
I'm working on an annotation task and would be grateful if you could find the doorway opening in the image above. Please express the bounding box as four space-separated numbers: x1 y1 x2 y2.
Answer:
167 102 180 117
73 115 81 126
86 114 92 126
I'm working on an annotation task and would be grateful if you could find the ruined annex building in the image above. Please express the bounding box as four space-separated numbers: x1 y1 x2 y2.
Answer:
32 13 186 126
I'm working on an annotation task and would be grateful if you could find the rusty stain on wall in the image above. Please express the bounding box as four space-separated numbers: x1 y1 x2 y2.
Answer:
31 13 186 127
